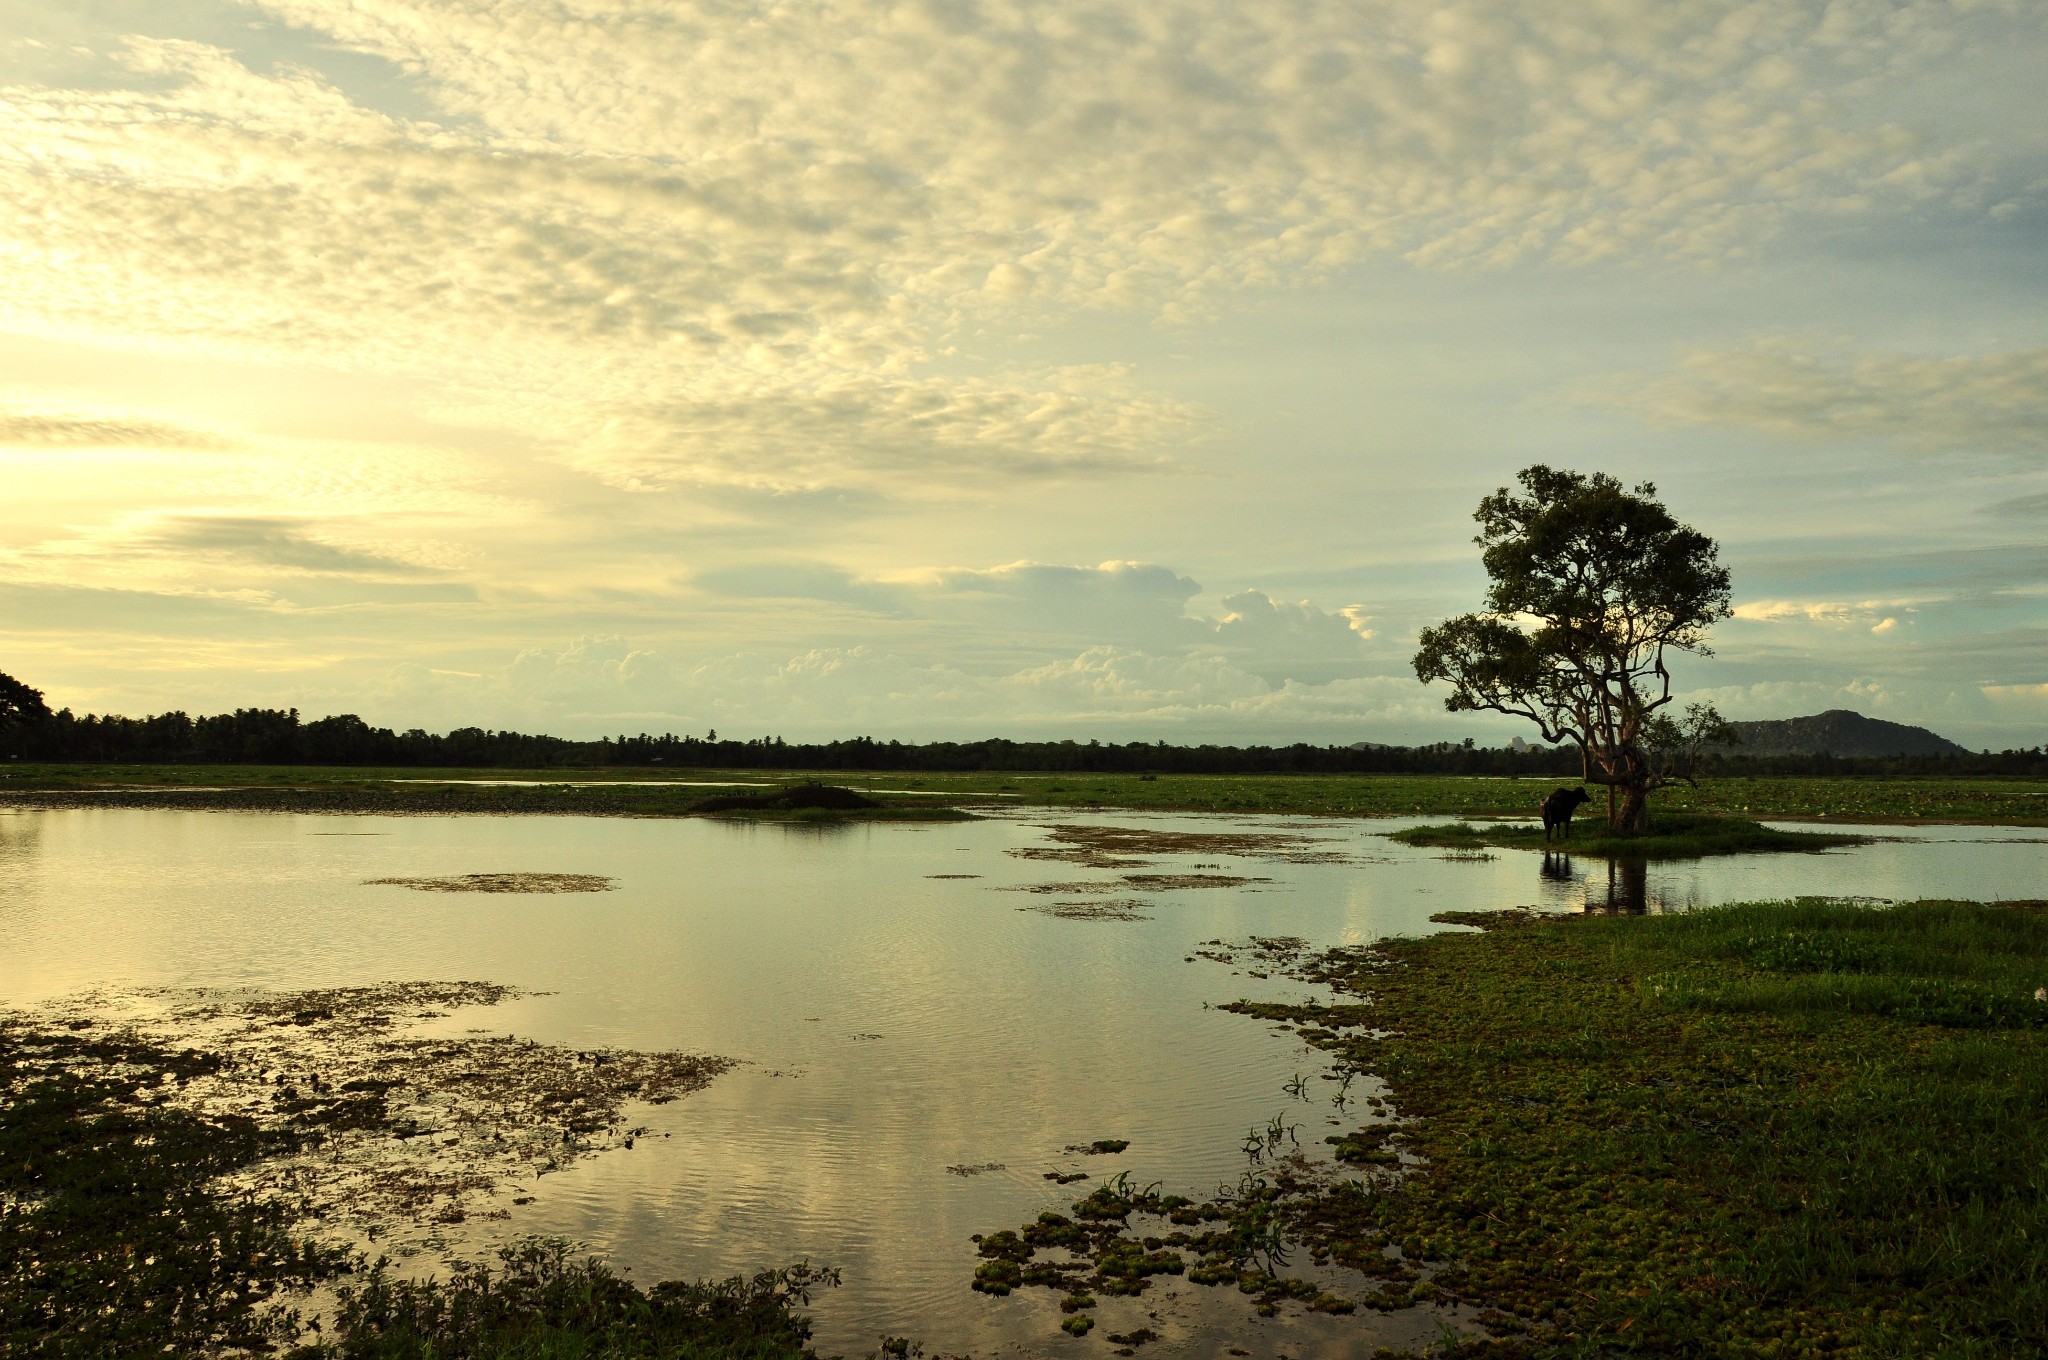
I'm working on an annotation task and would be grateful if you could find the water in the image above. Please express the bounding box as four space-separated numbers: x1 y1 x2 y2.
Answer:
1 805 2043 1356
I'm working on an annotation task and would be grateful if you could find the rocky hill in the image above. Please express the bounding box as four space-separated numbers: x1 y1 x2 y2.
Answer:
1727 710 1971 759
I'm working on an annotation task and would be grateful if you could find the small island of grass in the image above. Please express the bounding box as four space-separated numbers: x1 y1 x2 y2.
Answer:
687 781 976 822
1391 811 1863 859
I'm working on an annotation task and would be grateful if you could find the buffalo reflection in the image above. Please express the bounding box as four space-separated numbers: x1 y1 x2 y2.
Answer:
1539 851 1655 914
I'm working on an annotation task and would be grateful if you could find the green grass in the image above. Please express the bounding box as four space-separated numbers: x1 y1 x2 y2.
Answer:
1390 812 1865 858
1250 900 2048 1357
5 765 2045 824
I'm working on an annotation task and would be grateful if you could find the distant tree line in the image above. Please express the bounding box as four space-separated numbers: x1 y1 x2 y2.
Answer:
1 672 2043 776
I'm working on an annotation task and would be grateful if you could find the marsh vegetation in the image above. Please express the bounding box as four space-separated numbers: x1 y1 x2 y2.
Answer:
1390 812 1865 859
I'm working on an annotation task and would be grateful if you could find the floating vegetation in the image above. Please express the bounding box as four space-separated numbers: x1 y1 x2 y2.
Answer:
946 1162 1006 1177
1006 823 1355 870
1187 936 1314 969
1002 878 1126 894
363 872 616 893
1120 871 1269 891
5 982 732 1264
1020 899 1152 921
0 1020 347 1355
969 1165 1366 1323
310 1238 835 1359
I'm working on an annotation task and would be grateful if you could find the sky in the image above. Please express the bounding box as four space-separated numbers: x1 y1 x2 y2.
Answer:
1 0 2045 748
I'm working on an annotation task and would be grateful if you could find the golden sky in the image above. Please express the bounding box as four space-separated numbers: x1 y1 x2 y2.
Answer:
3 0 2045 744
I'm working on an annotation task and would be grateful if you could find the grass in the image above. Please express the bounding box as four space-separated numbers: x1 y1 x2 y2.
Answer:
1389 812 1866 858
0 774 972 821
4 764 2046 824
1242 899 2048 1357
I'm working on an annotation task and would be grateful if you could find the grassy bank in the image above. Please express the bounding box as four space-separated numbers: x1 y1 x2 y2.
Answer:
1391 812 1865 858
4 764 2045 823
1261 900 2048 1356
0 777 972 821
971 900 2048 1354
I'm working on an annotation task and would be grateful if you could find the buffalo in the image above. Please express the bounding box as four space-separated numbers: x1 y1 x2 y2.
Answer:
1541 786 1592 842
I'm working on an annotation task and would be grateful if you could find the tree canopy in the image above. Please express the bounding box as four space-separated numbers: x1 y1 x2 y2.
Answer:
1413 466 1733 830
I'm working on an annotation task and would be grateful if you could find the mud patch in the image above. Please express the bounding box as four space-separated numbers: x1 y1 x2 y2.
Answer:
8 983 731 1260
1020 899 1153 921
365 873 617 894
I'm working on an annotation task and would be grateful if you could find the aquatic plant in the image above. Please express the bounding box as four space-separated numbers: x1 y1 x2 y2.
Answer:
300 1238 835 1359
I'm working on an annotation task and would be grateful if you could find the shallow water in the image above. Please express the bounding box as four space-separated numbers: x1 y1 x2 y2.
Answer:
1 806 2043 1356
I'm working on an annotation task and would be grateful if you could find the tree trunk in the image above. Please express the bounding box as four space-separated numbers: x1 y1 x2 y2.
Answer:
1613 780 1649 833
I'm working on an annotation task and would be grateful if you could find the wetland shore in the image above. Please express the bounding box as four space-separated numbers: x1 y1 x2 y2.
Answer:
5 763 2047 825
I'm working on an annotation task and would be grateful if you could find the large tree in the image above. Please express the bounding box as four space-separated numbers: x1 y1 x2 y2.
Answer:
1413 466 1733 832
0 669 52 758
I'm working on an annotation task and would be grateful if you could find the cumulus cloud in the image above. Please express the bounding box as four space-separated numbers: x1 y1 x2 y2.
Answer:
2 1 2033 489
1213 589 1374 684
1733 598 1918 636
696 557 1375 681
1589 341 2048 452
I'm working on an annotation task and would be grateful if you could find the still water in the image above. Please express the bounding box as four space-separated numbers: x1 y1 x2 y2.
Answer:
1 806 2043 1356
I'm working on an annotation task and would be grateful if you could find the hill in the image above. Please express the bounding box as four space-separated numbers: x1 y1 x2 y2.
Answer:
1728 710 1971 758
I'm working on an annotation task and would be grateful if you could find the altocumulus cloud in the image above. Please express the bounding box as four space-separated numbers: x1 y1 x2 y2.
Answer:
3 0 2034 492
1589 341 2048 454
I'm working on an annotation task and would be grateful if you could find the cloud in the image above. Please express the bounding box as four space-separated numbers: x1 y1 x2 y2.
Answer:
137 514 432 575
1985 492 2048 518
1588 341 2048 452
0 401 227 450
2 2 2035 489
383 634 1438 740
1212 589 1374 684
696 557 1375 681
1733 598 1919 634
